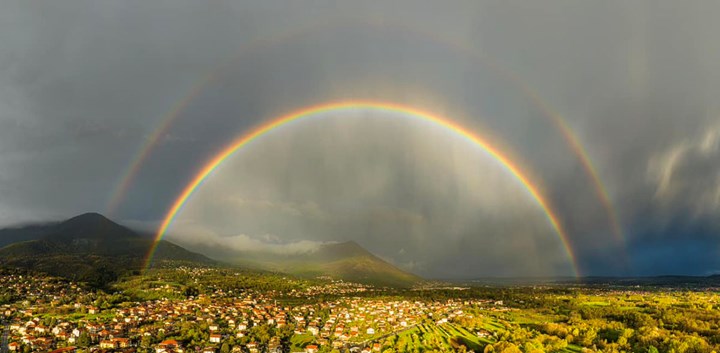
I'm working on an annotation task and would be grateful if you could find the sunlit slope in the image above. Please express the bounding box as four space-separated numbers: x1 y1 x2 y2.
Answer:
232 241 422 287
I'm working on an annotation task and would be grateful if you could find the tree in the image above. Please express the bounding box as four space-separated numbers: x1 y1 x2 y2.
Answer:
250 325 272 346
79 332 91 347
493 342 522 353
184 286 200 298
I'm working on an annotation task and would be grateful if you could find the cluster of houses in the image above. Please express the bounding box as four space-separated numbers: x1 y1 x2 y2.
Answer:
0 273 90 312
4 316 133 353
287 280 375 297
0 269 493 353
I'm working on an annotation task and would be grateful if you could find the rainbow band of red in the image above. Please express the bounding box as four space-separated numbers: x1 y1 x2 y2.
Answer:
481 58 625 245
144 101 580 276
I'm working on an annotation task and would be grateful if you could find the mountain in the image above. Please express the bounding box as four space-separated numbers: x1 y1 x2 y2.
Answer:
231 241 422 287
0 214 421 287
458 275 720 288
0 213 213 287
0 222 59 248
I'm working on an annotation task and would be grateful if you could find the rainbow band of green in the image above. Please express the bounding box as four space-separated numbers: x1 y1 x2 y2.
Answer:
106 82 210 216
144 101 580 276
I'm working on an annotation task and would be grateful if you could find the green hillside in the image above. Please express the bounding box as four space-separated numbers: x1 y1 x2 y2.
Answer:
232 241 422 287
0 213 214 287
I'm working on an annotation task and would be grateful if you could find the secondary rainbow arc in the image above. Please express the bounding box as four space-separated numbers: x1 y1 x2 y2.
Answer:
144 101 580 276
106 22 622 257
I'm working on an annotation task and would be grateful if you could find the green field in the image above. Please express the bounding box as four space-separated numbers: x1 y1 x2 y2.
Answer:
290 334 315 351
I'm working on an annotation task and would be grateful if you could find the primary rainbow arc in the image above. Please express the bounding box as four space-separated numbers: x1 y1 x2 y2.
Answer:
144 101 580 276
105 23 623 254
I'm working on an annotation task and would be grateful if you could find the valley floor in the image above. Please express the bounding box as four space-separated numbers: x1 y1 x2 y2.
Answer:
2 267 720 353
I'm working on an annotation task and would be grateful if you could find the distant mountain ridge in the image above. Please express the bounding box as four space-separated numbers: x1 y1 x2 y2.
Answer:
0 222 60 248
231 240 422 287
0 213 421 288
0 213 213 287
458 275 720 287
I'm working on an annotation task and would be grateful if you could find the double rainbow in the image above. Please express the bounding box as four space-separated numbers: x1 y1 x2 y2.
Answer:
105 22 623 250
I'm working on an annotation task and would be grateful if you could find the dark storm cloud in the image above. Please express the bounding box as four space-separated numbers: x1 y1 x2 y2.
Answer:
1 0 720 277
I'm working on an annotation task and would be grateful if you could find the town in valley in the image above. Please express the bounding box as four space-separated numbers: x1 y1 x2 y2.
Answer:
2 264 720 353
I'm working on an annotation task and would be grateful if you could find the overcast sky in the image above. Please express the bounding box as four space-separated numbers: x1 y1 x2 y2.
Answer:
1 1 719 278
